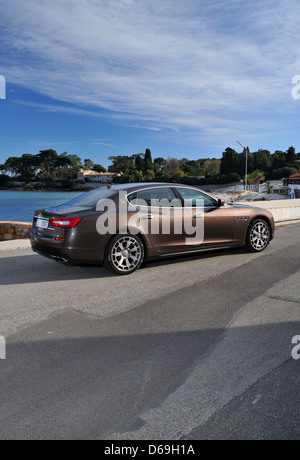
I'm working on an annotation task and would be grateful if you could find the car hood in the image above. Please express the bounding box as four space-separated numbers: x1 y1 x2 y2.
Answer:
229 203 262 209
228 203 273 217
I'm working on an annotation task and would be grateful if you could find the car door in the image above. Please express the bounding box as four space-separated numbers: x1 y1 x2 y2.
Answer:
127 186 188 253
174 187 235 247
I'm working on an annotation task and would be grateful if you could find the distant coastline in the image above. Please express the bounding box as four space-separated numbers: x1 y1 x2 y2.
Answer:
0 187 75 192
0 185 96 192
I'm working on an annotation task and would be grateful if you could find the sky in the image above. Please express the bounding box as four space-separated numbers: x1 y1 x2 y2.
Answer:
1 0 300 169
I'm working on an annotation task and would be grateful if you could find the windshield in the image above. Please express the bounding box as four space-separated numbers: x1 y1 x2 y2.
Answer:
61 188 116 207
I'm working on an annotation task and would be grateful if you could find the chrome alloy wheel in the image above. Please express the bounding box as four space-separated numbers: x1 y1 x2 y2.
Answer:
249 221 270 251
111 236 142 272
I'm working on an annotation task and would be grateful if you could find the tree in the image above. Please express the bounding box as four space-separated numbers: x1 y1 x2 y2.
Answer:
172 170 185 182
162 157 181 176
84 158 94 170
204 159 221 177
37 149 58 178
108 155 135 175
286 146 297 167
153 157 167 174
180 160 193 175
227 172 241 183
254 149 272 174
272 166 297 179
130 170 144 182
282 166 298 178
0 174 10 186
55 153 70 169
144 148 153 173
247 170 265 192
64 154 82 170
19 153 39 182
265 182 274 194
144 169 155 181
220 148 238 176
272 151 286 170
134 154 145 172
3 156 21 176
3 154 38 182
93 163 106 173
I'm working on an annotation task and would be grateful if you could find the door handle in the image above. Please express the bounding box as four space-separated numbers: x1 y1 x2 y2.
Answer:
193 214 204 219
140 215 155 220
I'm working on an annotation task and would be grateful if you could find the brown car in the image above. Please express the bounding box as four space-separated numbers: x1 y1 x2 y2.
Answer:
30 183 275 275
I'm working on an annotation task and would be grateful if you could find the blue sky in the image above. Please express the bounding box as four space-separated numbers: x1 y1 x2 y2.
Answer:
1 0 300 169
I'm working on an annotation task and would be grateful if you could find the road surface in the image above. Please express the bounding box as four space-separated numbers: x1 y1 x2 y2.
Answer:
0 224 299 440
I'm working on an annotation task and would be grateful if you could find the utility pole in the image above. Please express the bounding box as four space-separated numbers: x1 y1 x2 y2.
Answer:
237 141 249 192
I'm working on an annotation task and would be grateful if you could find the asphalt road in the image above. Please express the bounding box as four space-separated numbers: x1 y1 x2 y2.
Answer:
0 224 299 440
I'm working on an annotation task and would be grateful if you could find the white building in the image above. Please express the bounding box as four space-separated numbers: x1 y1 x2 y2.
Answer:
286 173 300 199
77 170 120 184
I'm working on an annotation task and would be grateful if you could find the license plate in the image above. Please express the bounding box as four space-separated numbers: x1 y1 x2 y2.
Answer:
36 218 48 229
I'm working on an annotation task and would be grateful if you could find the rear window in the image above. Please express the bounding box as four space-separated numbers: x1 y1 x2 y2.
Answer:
62 188 116 207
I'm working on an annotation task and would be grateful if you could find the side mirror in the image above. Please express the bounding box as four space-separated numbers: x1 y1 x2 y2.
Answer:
217 199 225 207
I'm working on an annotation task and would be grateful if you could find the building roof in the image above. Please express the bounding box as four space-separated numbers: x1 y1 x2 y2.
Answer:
287 173 300 184
287 173 300 179
78 170 117 176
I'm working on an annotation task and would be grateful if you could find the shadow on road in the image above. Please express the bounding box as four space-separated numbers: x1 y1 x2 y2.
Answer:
0 315 299 440
0 246 249 285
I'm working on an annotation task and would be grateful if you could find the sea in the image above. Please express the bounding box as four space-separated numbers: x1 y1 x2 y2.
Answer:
0 190 83 222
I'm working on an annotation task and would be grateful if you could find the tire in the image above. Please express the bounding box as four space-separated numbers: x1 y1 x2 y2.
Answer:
104 234 144 275
245 219 270 253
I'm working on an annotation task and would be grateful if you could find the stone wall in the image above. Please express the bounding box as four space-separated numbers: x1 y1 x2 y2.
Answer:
0 222 32 241
238 199 300 223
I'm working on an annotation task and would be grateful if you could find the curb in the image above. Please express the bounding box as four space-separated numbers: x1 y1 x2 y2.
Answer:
275 219 300 227
0 239 31 252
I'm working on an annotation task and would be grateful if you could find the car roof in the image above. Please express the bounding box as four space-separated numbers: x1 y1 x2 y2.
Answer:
101 182 194 192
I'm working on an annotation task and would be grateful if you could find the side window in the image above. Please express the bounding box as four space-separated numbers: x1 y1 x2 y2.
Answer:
128 187 181 207
176 187 217 208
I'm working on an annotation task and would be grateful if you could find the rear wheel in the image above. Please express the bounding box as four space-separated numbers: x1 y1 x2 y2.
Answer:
104 234 144 275
245 219 270 252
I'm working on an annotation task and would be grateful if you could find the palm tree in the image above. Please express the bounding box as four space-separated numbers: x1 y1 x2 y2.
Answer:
265 182 274 194
247 170 265 192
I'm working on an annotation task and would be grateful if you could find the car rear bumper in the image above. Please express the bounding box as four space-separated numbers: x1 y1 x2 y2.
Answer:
30 232 103 265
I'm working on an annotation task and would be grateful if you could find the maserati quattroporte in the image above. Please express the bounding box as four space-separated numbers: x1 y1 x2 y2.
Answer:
30 183 275 275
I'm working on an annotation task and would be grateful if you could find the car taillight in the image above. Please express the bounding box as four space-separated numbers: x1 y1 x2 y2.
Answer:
49 217 82 228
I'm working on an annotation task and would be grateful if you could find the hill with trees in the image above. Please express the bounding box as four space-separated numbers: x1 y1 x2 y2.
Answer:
0 146 299 189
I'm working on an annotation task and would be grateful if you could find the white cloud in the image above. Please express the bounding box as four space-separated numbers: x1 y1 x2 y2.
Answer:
29 138 116 147
1 0 300 143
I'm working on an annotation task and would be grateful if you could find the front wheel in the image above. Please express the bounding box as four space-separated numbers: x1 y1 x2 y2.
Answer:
104 234 144 275
245 219 270 253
